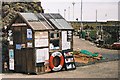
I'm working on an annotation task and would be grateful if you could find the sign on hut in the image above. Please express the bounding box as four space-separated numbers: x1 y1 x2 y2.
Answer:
7 13 76 74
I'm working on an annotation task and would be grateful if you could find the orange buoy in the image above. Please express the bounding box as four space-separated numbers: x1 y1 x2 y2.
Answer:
49 52 64 71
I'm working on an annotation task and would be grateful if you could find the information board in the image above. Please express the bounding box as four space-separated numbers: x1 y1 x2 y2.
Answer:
62 31 71 50
9 49 14 70
63 50 76 70
36 48 49 63
35 32 48 47
27 29 32 40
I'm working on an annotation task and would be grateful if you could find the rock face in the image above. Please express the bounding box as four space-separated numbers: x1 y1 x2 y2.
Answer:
1 1 44 72
2 1 44 26
1 0 40 2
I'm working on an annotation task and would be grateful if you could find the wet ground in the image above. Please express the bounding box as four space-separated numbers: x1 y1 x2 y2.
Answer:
73 36 119 66
0 36 119 78
1 60 119 78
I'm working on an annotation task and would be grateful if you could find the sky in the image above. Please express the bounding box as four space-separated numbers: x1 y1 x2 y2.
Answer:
40 0 120 21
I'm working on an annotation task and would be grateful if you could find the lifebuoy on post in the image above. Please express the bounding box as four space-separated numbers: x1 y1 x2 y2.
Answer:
49 52 64 71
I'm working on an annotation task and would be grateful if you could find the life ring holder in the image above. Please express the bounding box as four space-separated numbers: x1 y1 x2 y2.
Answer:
49 52 64 71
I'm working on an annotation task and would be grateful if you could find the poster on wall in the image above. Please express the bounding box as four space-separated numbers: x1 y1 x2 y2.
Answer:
9 41 13 45
66 64 75 69
16 44 21 50
9 49 14 70
8 30 13 45
36 48 49 63
27 42 33 47
27 29 32 40
35 32 48 39
62 31 71 50
9 59 14 70
65 58 74 63
62 42 71 50
9 49 14 59
8 30 12 37
67 31 72 41
35 32 48 47
35 39 48 47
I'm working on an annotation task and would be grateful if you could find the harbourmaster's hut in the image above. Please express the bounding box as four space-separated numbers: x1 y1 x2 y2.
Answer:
7 13 76 74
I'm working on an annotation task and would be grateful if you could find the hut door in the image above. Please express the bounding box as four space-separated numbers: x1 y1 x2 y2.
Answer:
13 27 27 73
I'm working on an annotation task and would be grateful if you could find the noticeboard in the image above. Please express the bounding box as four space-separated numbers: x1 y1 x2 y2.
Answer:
36 48 49 63
35 32 48 47
63 50 76 70
62 31 71 50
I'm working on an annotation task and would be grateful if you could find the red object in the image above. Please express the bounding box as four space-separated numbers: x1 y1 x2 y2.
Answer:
111 42 120 49
49 52 64 71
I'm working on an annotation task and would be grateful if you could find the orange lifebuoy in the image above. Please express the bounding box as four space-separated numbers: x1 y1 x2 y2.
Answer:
49 52 64 71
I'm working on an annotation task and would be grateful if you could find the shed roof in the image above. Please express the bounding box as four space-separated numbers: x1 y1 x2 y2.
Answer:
42 13 73 30
18 13 73 30
19 13 53 30
20 13 73 30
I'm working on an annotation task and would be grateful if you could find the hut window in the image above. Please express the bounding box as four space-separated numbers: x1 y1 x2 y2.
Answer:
50 39 59 47
50 32 60 50
50 33 54 38
50 33 59 39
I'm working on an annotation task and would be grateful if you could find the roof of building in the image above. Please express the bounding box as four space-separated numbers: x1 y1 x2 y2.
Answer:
18 13 73 30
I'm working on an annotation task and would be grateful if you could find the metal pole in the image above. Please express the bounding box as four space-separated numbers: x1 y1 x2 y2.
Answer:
64 9 66 19
72 2 75 20
81 0 82 23
58 9 60 13
79 0 83 38
96 9 97 22
68 6 70 20
96 9 98 31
